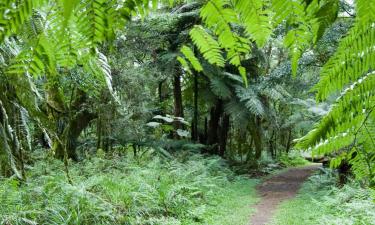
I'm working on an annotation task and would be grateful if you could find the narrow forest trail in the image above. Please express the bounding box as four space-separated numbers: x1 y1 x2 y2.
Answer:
249 165 321 225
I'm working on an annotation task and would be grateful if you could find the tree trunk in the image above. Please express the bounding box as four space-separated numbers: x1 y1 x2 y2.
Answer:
269 130 275 158
173 71 184 138
192 72 199 141
285 129 292 153
251 117 263 160
246 137 254 162
55 90 96 160
218 114 230 157
207 100 223 154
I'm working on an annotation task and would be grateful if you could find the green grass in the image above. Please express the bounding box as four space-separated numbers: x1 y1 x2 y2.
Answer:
199 178 259 225
0 150 258 225
270 169 375 225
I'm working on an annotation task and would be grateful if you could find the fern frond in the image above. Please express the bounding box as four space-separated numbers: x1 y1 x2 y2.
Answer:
224 99 251 131
233 0 271 47
297 72 375 150
235 86 265 117
189 25 225 67
180 45 203 72
198 0 251 66
210 76 232 99
356 0 375 25
315 26 375 101
0 0 47 43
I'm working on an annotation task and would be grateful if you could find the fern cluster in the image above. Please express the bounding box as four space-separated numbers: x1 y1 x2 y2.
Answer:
181 0 339 78
0 150 256 225
0 0 168 176
296 0 375 185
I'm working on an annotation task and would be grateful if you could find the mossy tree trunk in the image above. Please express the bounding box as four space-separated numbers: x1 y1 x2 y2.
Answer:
54 89 96 160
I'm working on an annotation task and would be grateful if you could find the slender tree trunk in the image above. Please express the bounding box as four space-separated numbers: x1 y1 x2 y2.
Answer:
158 81 163 103
192 72 199 141
173 71 184 138
286 129 292 153
97 113 102 149
246 137 254 162
218 114 230 157
269 130 275 158
251 117 263 160
207 100 223 154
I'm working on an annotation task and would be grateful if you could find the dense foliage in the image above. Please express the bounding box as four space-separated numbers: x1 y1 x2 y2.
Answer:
1 150 258 225
0 0 374 224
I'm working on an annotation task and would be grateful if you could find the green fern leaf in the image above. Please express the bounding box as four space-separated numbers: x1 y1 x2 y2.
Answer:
181 45 203 72
233 0 272 47
189 25 225 67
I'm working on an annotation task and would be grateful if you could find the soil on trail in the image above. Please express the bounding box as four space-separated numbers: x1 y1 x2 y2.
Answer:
250 165 321 225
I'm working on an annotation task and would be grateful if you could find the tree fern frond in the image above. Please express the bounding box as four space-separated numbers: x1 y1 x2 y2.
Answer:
189 25 225 67
209 76 232 99
224 99 251 131
315 26 375 101
271 0 301 26
235 86 265 117
7 34 55 77
0 0 47 43
233 0 272 47
76 0 110 47
0 100 23 179
356 0 375 25
181 45 203 72
297 72 375 150
199 0 251 66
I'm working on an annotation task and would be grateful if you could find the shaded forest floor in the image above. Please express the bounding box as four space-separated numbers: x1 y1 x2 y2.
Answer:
250 165 320 225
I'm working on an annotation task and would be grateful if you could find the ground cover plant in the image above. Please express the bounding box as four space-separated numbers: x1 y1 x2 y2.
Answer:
0 150 258 225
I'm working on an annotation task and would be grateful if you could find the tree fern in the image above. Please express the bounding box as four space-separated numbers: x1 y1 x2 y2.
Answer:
76 0 109 47
7 35 53 78
189 25 225 67
235 86 265 117
188 0 251 75
296 0 375 183
233 0 272 48
0 0 47 44
180 45 203 72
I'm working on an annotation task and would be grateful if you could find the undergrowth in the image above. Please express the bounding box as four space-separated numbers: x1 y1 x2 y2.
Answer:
271 168 375 225
231 151 309 176
276 151 309 167
0 150 258 225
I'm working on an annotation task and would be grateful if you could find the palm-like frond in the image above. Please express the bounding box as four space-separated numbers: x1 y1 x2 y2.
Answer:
0 0 47 43
233 0 271 47
235 86 265 117
296 0 375 182
189 25 225 67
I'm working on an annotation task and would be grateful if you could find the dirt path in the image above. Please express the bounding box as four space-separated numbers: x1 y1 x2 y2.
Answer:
250 165 321 225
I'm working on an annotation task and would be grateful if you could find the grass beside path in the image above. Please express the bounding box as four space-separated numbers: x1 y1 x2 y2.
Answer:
270 169 375 225
199 178 259 225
